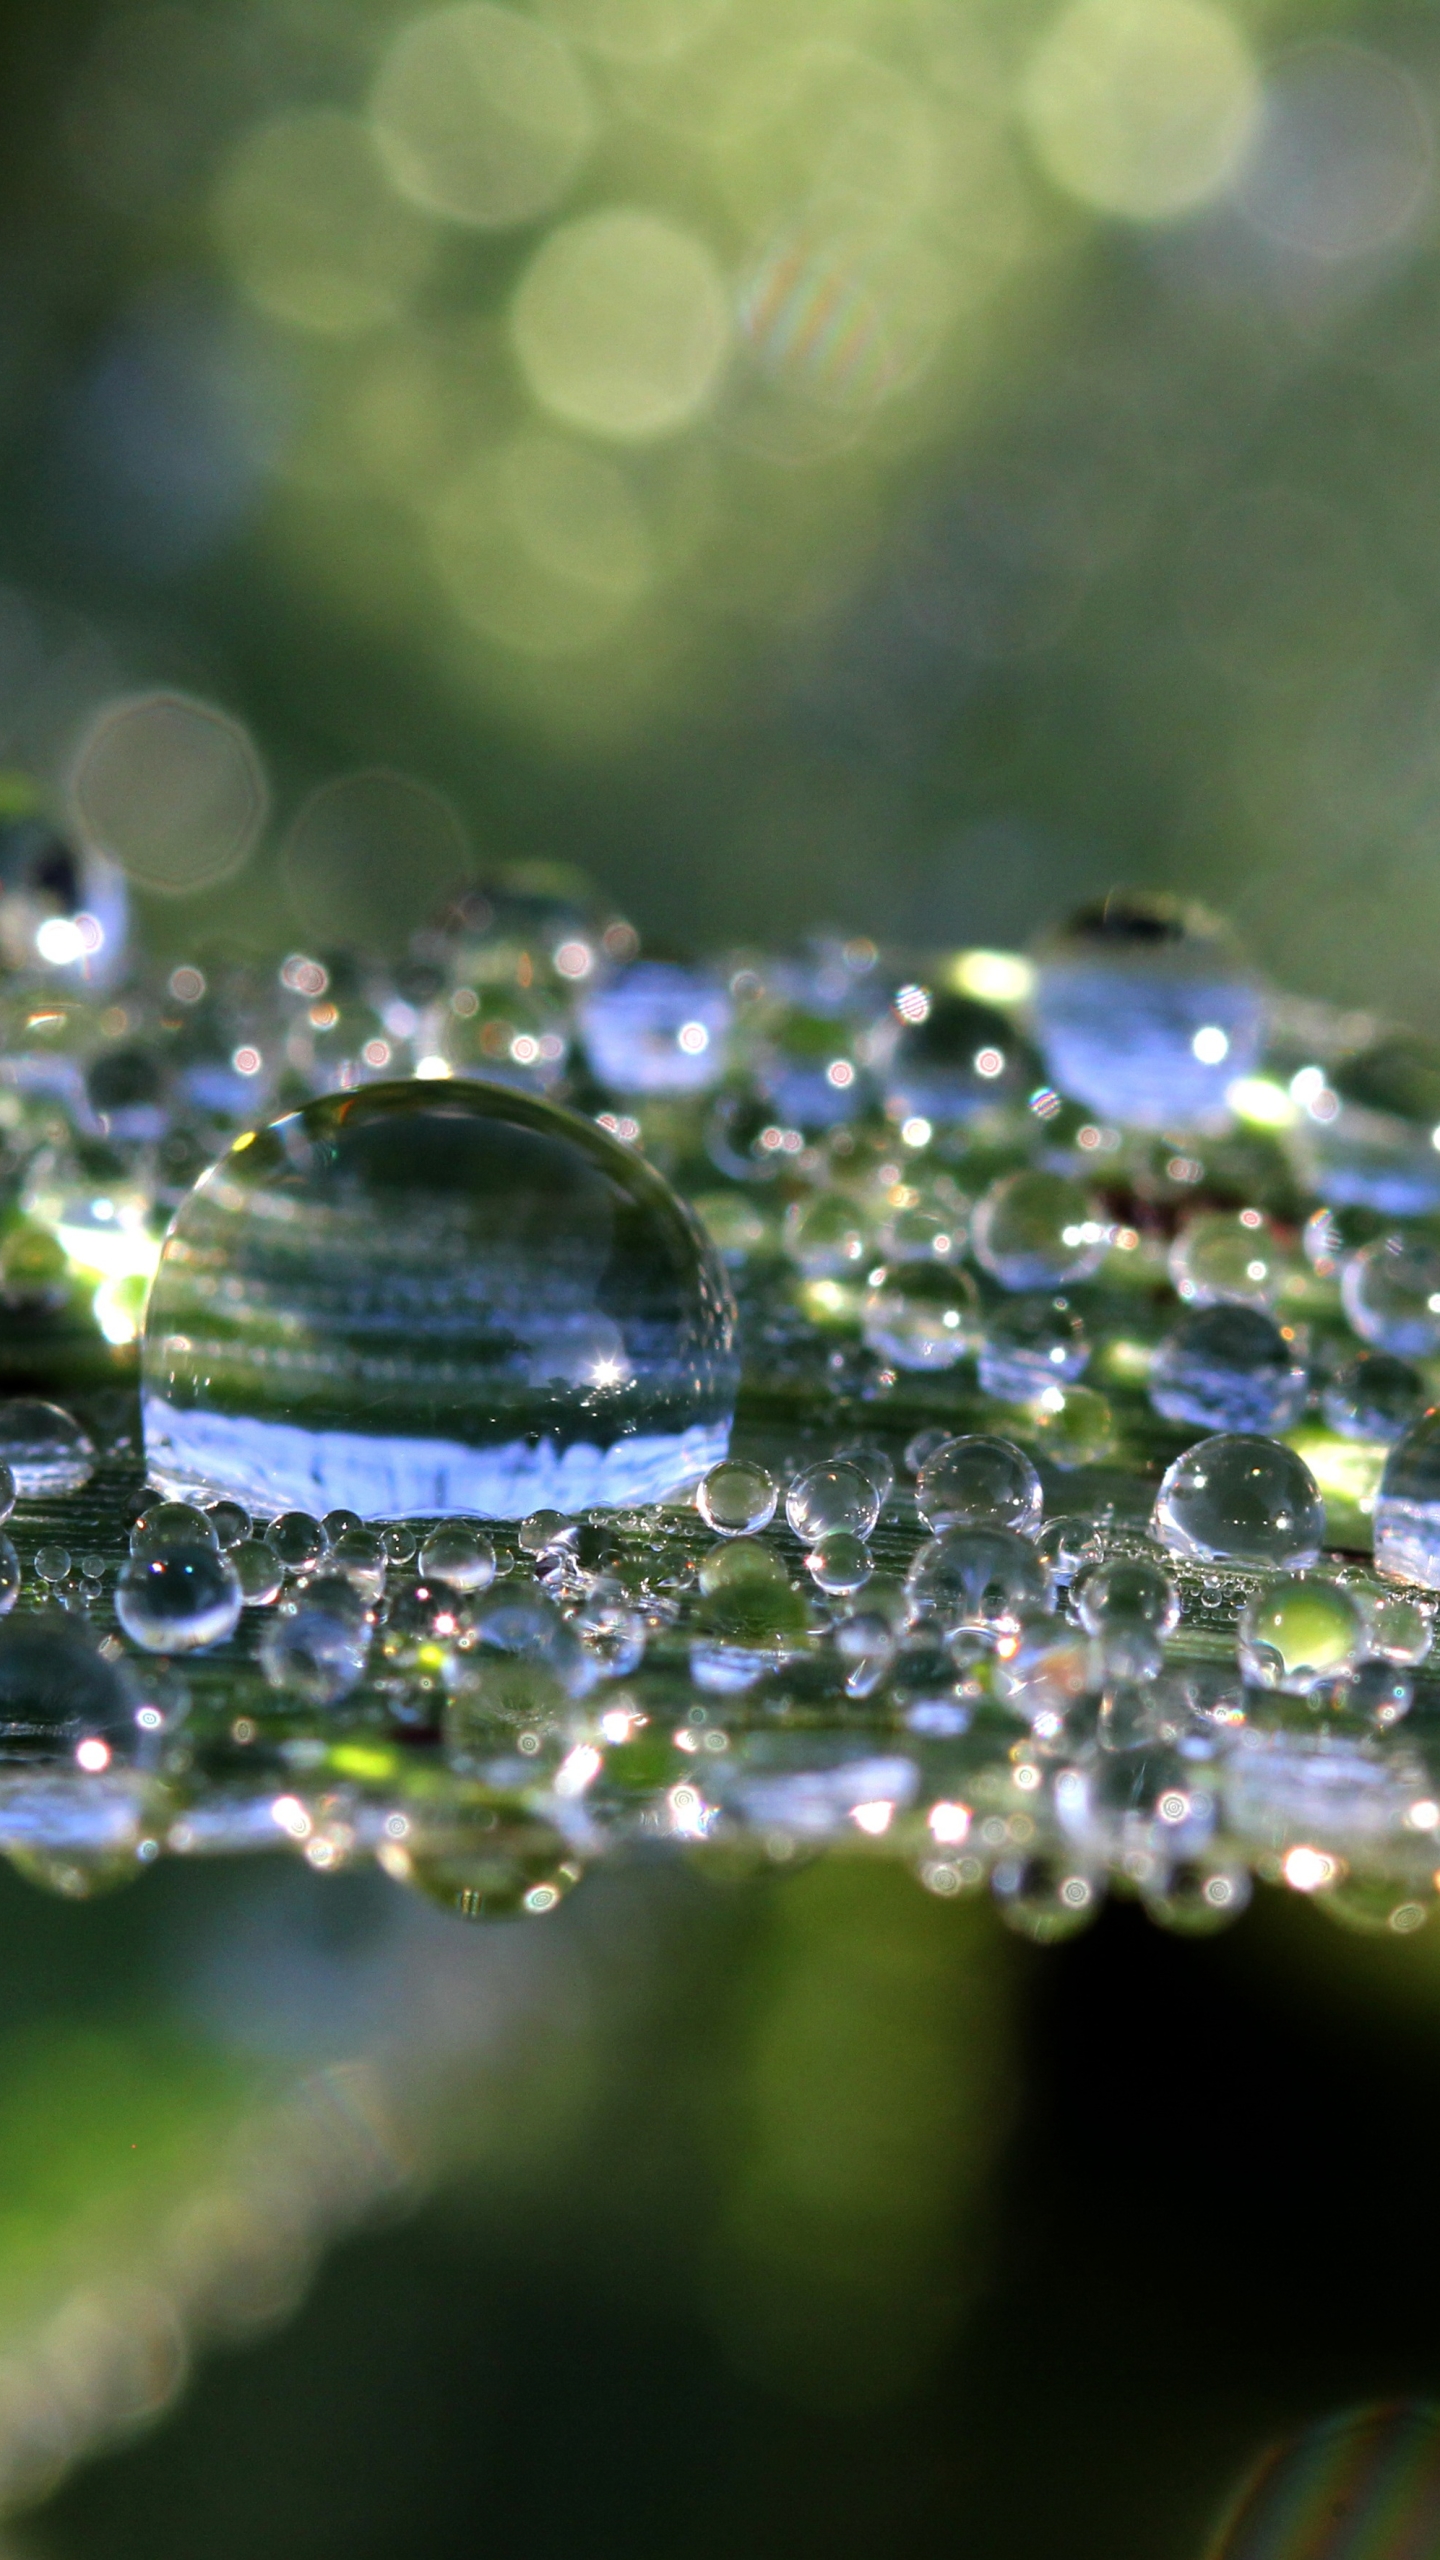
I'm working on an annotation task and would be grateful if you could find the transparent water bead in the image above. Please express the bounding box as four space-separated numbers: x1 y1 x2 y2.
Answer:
1375 1410 1440 1588
1153 1434 1325 1569
266 1512 326 1572
805 1531 872 1595
1074 1556 1180 1639
259 1574 372 1705
972 1170 1107 1292
1168 1209 1284 1309
862 1263 979 1370
1031 893 1263 1128
417 1524 497 1591
233 1540 284 1605
328 1528 389 1600
905 1526 1052 1632
1341 1235 1440 1359
206 1500 251 1549
578 961 729 1098
785 1458 881 1543
879 990 1041 1126
1238 1574 1367 1694
130 1501 218 1558
915 1435 1042 1537
1148 1306 1308 1435
1296 1032 1440 1215
0 1401 95 1498
114 1549 243 1653
977 1295 1088 1402
780 1191 872 1280
1321 1350 1427 1444
1360 1586 1433 1665
834 1443 895 1509
995 1610 1090 1725
697 1459 777 1537
1028 1383 1116 1470
142 1079 739 1520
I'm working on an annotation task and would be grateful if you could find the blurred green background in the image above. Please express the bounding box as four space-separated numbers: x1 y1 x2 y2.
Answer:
4 0 1440 1006
1 0 1440 2549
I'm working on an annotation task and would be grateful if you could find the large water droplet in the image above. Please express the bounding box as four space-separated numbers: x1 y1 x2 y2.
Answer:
1375 1409 1440 1588
141 1078 739 1519
1149 1305 1308 1434
1031 893 1262 1127
1152 1432 1324 1568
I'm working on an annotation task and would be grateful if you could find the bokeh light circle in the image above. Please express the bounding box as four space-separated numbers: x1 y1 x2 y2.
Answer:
511 209 731 441
1236 41 1433 264
1022 0 1259 222
71 692 268 894
371 5 595 231
283 770 471 945
214 109 435 335
429 432 656 657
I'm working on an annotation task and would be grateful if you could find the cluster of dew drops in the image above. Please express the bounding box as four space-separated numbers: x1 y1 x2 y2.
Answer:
6 867 1440 1931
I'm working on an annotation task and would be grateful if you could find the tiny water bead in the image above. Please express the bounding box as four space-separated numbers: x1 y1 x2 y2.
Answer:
1361 1586 1433 1664
33 1546 70 1586
696 1458 777 1537
328 1528 389 1600
915 1435 1043 1537
130 1501 218 1557
114 1549 244 1653
1321 1350 1427 1443
1341 1234 1440 1359
971 1171 1107 1292
1375 1409 1440 1588
805 1531 873 1596
1074 1556 1181 1639
1031 893 1263 1127
977 1295 1088 1402
266 1512 327 1571
205 1500 251 1549
1149 1306 1308 1435
879 990 1041 1125
785 1458 881 1543
862 1262 980 1370
1237 1574 1367 1694
233 1540 284 1605
1153 1434 1325 1569
142 1079 739 1519
322 1509 362 1543
417 1524 497 1591
259 1574 372 1705
1169 1209 1284 1309
0 1401 95 1497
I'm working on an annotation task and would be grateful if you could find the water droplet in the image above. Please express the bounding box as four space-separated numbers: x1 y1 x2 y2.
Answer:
327 1527 388 1599
1169 1208 1284 1308
379 1808 583 1920
1361 1585 1433 1665
266 1511 327 1571
1140 1857 1251 1934
233 1539 284 1605
206 1499 251 1549
972 1170 1107 1292
1337 1657 1413 1728
1375 1410 1440 1588
417 1524 497 1590
1031 893 1262 1127
805 1530 872 1595
142 1079 739 1518
880 991 1041 1126
571 1579 647 1680
130 1501 218 1558
1149 1305 1308 1434
996 1611 1090 1724
876 1202 967 1265
992 1850 1100 1942
1299 1033 1440 1215
1238 1573 1366 1693
1153 1433 1324 1568
322 1508 362 1543
1342 1234 1440 1358
915 1435 1042 1536
862 1262 980 1369
696 1459 776 1536
1027 1383 1116 1471
781 1191 873 1279
259 1574 372 1703
1075 1556 1181 1638
1321 1348 1427 1443
114 1549 244 1652
906 1526 1052 1632
903 1425 952 1477
785 1458 880 1542
0 1400 95 1497
977 1294 1089 1402
518 1509 576 1556
0 1466 16 1526
833 1442 894 1508
33 1546 71 1586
